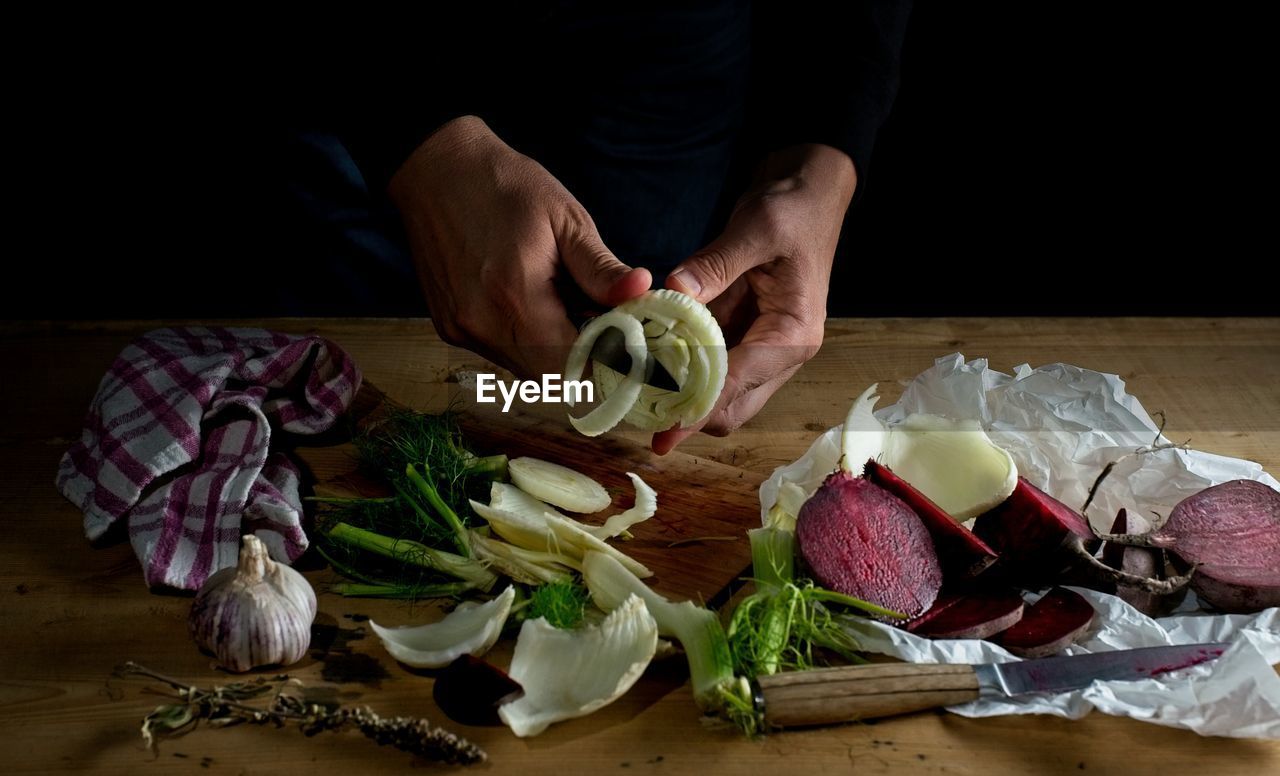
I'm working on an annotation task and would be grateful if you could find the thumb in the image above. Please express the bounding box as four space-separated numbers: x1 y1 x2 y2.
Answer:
666 220 770 304
557 214 652 307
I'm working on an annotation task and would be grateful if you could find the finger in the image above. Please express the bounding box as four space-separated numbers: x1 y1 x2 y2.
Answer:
508 293 580 379
472 260 581 379
651 424 697 456
666 214 774 304
701 364 799 437
556 210 652 307
649 352 752 456
650 362 790 456
652 314 820 454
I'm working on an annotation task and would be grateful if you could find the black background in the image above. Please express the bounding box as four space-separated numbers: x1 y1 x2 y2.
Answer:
835 4 1273 316
14 4 1275 319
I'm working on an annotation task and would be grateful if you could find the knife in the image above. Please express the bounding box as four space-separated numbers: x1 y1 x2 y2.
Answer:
588 326 680 392
752 642 1228 728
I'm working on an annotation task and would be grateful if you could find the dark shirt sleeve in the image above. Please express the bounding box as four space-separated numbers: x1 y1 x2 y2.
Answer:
749 0 913 182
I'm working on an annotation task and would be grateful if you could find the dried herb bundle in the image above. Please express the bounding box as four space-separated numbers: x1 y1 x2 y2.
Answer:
114 662 486 765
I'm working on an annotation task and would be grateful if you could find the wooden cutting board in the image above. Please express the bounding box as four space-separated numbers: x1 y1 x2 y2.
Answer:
291 382 765 603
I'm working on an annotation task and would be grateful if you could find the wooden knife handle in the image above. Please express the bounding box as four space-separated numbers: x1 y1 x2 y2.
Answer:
756 663 980 728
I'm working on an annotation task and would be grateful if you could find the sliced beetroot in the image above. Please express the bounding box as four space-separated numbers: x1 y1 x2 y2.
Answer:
973 477 1099 582
1100 509 1186 617
1103 480 1280 613
998 587 1096 658
973 478 1188 597
796 470 943 619
865 460 999 578
908 588 1025 640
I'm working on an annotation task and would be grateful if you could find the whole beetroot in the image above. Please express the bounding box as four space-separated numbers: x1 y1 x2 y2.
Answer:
1103 479 1280 613
796 471 943 619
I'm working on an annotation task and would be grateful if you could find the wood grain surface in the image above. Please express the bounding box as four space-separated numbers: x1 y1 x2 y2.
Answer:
1 318 1277 775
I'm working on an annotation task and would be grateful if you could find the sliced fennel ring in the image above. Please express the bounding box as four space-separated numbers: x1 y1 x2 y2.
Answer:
565 290 727 436
564 310 649 437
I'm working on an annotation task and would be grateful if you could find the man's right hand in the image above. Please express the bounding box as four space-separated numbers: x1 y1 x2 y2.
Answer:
389 116 651 378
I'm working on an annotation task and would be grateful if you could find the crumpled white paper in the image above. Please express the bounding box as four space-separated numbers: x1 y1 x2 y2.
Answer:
760 353 1280 738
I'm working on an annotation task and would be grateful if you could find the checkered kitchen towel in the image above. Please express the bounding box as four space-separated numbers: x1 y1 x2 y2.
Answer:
56 327 361 590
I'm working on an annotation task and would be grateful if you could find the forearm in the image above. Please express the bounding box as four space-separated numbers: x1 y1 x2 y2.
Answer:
753 144 858 209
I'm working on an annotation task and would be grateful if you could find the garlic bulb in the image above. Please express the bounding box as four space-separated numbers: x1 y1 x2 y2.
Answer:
188 534 317 672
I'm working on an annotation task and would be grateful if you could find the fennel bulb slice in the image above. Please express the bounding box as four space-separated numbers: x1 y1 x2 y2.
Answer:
833 383 1017 521
508 456 611 514
470 497 653 578
840 383 887 475
879 413 1018 520
586 473 657 540
499 594 658 737
582 551 737 710
490 480 570 521
369 586 515 669
564 310 649 437
470 531 575 585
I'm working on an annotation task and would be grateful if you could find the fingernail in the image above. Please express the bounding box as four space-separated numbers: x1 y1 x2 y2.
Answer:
669 269 701 299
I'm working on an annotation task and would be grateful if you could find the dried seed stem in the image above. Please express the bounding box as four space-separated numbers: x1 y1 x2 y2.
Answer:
113 662 486 765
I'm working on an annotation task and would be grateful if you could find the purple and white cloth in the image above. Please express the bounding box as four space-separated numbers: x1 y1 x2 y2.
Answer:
56 327 361 590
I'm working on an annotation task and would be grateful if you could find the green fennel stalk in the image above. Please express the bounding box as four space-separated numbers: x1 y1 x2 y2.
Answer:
325 522 496 591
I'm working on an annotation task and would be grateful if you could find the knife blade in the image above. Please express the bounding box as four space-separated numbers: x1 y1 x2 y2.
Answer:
753 642 1228 728
588 326 680 392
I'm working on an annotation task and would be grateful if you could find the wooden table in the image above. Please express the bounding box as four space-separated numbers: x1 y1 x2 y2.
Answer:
2 318 1277 775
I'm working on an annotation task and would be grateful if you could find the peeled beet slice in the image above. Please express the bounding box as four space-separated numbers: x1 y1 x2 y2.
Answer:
1102 479 1280 613
865 460 999 578
998 587 1096 658
796 471 943 619
908 589 1025 640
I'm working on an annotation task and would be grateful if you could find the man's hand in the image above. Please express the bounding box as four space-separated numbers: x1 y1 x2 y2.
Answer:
390 116 652 378
654 144 857 454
